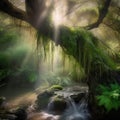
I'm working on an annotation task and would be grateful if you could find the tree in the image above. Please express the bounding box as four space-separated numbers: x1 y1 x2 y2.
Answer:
0 0 118 80
0 1 120 118
0 0 112 32
1 0 119 80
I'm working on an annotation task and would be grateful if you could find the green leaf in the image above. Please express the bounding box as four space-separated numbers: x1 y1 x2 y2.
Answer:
97 83 120 112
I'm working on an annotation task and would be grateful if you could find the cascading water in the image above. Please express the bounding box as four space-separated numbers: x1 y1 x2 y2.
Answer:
60 97 90 120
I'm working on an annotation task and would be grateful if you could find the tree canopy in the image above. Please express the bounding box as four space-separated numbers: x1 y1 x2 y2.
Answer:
0 0 120 82
0 0 118 30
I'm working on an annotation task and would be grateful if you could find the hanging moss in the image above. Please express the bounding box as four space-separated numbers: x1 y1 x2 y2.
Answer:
37 26 117 81
60 27 116 74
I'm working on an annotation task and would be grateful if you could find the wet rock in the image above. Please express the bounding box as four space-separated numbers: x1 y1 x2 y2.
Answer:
54 85 88 103
0 113 17 120
35 90 54 110
48 96 67 114
70 92 87 103
14 108 27 120
35 85 88 114
0 96 27 120
0 108 27 120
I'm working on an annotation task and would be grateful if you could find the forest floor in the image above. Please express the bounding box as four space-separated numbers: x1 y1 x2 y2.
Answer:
0 86 37 110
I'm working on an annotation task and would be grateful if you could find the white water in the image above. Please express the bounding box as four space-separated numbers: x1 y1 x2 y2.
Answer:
60 97 90 120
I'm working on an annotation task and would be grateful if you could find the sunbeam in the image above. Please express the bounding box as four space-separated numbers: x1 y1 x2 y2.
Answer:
52 0 67 27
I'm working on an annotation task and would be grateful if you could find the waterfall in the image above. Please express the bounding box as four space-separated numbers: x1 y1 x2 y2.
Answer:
68 97 78 113
60 97 90 120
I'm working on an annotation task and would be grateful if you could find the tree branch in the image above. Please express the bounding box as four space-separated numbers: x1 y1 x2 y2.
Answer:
0 0 112 31
85 0 112 30
0 0 28 22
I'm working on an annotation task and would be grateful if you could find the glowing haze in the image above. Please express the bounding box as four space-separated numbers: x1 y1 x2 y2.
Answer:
52 0 67 27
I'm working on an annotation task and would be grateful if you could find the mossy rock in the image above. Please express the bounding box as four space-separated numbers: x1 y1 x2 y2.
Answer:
48 96 67 113
35 85 63 111
48 85 63 92
35 90 54 110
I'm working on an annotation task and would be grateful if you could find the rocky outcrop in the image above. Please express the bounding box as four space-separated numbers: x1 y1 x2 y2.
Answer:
35 85 88 114
0 96 27 120
35 90 54 110
0 107 27 120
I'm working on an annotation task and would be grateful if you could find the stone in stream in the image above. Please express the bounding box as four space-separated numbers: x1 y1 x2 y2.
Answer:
47 95 67 114
35 90 54 110
35 85 88 115
14 108 27 120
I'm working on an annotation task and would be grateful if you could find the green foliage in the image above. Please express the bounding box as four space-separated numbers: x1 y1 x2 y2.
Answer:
59 27 117 77
51 95 64 102
37 25 117 82
97 83 120 112
0 29 19 50
0 27 37 86
49 85 63 91
40 71 73 87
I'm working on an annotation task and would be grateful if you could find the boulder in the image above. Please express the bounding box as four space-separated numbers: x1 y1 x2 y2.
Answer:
35 90 54 110
35 85 88 114
48 96 67 114
14 108 27 120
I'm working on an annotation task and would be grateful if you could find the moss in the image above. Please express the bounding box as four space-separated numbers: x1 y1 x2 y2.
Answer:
37 26 117 81
48 95 67 112
59 27 117 76
48 85 63 91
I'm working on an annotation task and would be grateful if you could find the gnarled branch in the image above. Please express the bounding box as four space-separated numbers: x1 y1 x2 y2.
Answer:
0 0 28 22
0 0 112 31
85 0 112 30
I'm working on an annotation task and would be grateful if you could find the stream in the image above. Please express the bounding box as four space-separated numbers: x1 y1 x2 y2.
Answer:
0 85 90 120
28 98 90 120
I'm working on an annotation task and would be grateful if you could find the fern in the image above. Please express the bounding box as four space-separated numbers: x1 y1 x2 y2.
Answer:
97 83 120 112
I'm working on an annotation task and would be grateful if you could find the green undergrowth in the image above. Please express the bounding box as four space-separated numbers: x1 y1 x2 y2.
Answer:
96 83 120 112
39 71 73 87
0 27 37 87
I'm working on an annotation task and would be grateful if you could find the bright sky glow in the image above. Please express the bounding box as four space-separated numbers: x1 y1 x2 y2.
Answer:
52 9 63 26
52 0 67 27
52 6 64 27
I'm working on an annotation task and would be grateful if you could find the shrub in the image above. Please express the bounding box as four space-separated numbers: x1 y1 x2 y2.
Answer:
0 26 37 86
96 83 120 112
